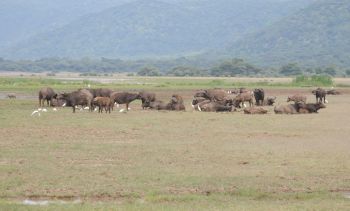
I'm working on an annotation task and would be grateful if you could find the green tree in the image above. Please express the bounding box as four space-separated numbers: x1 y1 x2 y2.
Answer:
279 63 302 76
137 66 161 76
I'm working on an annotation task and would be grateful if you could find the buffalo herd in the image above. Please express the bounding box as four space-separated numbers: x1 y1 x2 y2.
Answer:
36 87 337 114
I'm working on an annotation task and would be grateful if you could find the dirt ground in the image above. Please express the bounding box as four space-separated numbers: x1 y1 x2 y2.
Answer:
0 87 349 210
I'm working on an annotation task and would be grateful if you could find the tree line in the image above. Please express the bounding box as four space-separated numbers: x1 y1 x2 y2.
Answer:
0 57 349 77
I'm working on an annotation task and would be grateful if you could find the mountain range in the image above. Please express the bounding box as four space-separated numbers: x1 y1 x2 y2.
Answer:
1 0 312 60
2 0 349 68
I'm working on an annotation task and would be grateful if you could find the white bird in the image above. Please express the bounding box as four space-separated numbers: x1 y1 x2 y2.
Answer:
62 103 66 107
42 108 47 112
38 108 42 111
94 107 98 111
84 107 89 110
53 108 57 111
119 109 126 113
31 110 39 116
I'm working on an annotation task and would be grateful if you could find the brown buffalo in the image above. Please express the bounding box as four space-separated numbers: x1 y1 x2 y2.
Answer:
253 88 265 106
58 89 93 113
296 102 326 113
244 107 268 114
194 88 228 102
274 104 298 114
197 101 233 112
312 88 327 103
39 87 57 107
92 97 113 113
139 91 156 109
110 92 141 111
262 97 276 106
233 91 254 108
287 94 307 103
86 88 113 98
326 89 340 95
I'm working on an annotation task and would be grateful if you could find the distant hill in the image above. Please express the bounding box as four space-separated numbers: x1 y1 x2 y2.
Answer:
222 0 350 67
0 0 131 49
1 0 311 59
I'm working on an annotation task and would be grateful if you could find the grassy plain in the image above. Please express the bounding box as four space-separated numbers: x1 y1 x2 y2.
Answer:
0 75 349 210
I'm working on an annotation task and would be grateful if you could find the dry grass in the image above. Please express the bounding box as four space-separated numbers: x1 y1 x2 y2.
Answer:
0 88 350 210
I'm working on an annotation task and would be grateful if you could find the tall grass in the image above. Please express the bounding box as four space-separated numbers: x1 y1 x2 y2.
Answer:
292 75 333 87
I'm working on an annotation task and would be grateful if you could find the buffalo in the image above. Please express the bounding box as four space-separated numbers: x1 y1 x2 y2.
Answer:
110 92 141 111
326 89 340 95
92 97 113 113
253 88 265 106
274 104 299 114
39 87 57 107
296 102 326 113
194 88 228 102
312 88 327 103
287 94 307 103
233 91 254 108
139 91 156 109
197 101 233 112
244 107 268 114
58 89 93 113
262 97 276 106
86 88 113 98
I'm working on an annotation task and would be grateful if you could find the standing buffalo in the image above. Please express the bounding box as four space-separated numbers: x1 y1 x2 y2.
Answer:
86 88 113 98
233 91 254 108
58 89 93 113
92 97 113 113
39 87 57 107
287 94 307 103
253 88 265 106
110 92 141 111
312 88 327 103
194 88 228 102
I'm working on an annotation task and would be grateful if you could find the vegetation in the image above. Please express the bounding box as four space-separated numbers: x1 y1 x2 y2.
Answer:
292 75 333 86
224 0 350 67
1 57 349 77
1 0 310 59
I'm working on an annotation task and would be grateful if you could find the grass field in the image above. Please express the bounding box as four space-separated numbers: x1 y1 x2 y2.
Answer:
0 76 350 210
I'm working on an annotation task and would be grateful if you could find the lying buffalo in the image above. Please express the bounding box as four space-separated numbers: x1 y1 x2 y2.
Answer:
274 104 298 114
149 94 185 111
58 89 93 113
197 101 233 112
139 91 156 109
326 89 340 95
39 87 57 107
244 107 268 114
296 102 326 113
262 97 276 106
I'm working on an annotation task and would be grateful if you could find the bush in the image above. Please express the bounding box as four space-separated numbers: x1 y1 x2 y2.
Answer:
292 75 333 86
